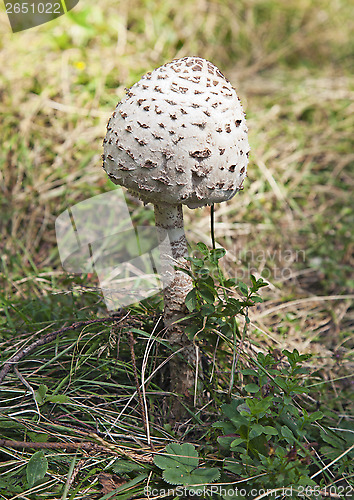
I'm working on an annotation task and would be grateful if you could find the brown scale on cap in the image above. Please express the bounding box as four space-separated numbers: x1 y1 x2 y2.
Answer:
172 136 184 145
142 159 157 169
189 149 211 159
137 121 149 129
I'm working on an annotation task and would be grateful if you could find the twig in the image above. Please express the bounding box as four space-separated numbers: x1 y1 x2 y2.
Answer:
0 315 126 384
0 437 154 463
0 438 118 454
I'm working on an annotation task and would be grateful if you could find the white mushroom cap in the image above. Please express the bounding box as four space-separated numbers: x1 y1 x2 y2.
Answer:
103 56 250 209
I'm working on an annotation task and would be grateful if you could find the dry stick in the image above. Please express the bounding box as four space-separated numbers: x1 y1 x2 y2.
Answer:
0 316 125 384
128 331 149 444
0 438 154 463
0 439 118 454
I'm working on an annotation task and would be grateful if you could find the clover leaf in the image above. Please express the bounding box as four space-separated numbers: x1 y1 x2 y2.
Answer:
154 443 220 490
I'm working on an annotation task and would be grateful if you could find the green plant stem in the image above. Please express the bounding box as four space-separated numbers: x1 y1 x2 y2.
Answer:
210 204 216 250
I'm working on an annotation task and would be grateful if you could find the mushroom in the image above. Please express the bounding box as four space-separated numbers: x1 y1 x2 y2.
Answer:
102 56 249 413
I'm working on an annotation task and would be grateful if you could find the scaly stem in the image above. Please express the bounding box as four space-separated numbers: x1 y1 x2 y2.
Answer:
154 203 197 417
154 203 192 325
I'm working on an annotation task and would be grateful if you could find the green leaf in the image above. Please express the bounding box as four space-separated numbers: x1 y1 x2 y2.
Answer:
250 295 263 303
197 242 209 255
224 459 244 475
263 426 278 436
281 426 295 443
223 298 242 315
185 323 201 336
201 303 215 315
250 275 268 292
229 414 249 429
237 282 249 297
154 443 199 471
155 443 219 489
244 383 260 393
162 468 187 485
187 467 220 489
274 377 287 391
163 466 220 487
249 424 265 439
250 274 257 286
220 399 245 417
241 369 258 376
202 275 216 288
197 267 210 279
27 432 49 443
218 435 237 449
284 395 292 405
319 445 343 462
112 460 144 474
46 394 69 404
237 403 251 416
320 429 344 449
190 257 204 267
185 289 197 312
284 349 299 364
199 285 215 304
34 384 48 405
298 476 317 487
210 248 226 262
249 434 269 456
307 411 324 422
26 450 48 487
230 437 245 448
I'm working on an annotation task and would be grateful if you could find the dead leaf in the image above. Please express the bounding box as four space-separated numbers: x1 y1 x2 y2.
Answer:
98 473 126 498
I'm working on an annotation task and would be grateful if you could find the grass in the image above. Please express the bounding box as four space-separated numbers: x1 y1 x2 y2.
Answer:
0 0 353 498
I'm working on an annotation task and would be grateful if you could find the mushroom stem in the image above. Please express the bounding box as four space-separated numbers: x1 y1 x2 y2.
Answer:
154 203 196 413
154 203 192 325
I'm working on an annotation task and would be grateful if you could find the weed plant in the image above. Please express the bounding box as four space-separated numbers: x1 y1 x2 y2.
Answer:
0 247 353 498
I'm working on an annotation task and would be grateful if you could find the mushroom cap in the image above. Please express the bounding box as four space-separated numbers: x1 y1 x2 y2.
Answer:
103 56 250 209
